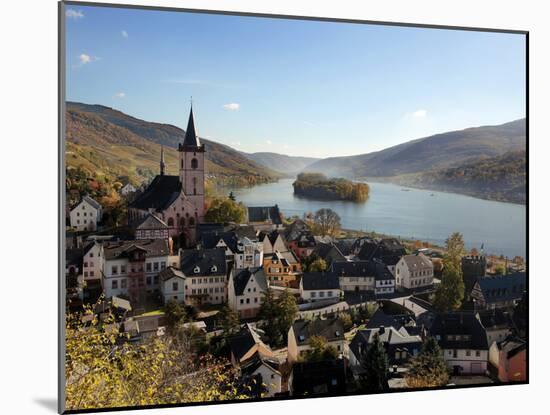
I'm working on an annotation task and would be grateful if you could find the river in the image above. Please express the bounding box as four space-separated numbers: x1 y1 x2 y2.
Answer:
220 179 526 258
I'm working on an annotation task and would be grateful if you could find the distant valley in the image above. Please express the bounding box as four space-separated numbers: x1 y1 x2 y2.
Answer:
65 102 526 204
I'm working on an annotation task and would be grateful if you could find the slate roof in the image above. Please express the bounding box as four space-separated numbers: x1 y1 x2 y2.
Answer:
129 175 182 211
400 254 433 270
248 205 282 225
200 231 239 252
258 230 284 246
331 260 374 277
357 237 406 266
349 327 422 359
301 272 340 291
498 337 526 359
103 239 171 260
430 312 489 350
333 239 355 256
291 318 344 345
311 242 346 263
291 359 347 396
366 308 416 331
283 219 310 241
228 324 269 362
475 272 526 304
270 251 290 267
182 106 201 147
232 267 268 296
180 247 227 276
478 309 514 330
159 266 186 282
231 224 258 240
240 351 281 376
82 195 102 210
66 248 84 267
136 213 169 230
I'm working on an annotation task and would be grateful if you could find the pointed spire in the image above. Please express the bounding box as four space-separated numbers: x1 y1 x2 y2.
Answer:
182 100 201 147
160 145 165 176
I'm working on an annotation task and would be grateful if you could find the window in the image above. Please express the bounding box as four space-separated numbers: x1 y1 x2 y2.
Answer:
112 280 118 289
154 262 159 271
475 350 481 357
167 217 174 227
146 263 152 272
90 253 94 258
153 275 159 284
89 271 94 277
121 279 127 289
146 276 151 285
173 282 179 291
328 291 333 297
240 299 244 304
120 265 126 274
112 265 118 275
311 292 317 298
191 158 198 169
466 350 471 357
160 263 166 271
246 298 250 304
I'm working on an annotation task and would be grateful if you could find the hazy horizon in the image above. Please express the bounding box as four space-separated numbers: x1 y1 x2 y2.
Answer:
65 6 526 158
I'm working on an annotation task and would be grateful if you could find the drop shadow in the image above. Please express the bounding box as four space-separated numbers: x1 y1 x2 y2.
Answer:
34 398 57 413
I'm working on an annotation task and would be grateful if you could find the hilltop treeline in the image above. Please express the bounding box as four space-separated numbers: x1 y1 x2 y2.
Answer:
293 173 370 202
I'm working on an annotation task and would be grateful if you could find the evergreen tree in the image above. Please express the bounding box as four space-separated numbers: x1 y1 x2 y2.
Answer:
406 337 449 388
359 333 389 392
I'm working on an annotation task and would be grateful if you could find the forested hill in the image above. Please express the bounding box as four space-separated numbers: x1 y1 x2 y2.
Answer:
65 102 282 187
304 119 526 178
395 150 526 204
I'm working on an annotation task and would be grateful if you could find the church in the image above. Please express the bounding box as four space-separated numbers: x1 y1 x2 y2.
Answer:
128 106 205 246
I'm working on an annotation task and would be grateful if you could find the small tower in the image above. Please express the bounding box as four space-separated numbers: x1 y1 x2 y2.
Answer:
160 145 165 176
178 103 206 227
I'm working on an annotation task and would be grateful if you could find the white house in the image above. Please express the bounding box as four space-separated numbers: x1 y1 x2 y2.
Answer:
430 313 489 375
228 267 269 318
331 260 375 292
300 272 342 303
160 267 186 304
82 241 104 284
395 253 434 290
180 247 228 305
120 183 137 196
69 195 102 231
240 354 283 397
235 237 264 269
287 318 345 363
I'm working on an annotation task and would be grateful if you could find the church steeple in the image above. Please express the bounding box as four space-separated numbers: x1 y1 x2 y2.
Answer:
182 102 201 147
160 145 165 176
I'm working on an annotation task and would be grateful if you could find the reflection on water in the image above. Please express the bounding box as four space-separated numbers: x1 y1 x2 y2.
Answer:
219 179 526 258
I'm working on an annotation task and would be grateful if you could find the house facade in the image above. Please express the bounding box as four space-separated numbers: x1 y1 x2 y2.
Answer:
159 267 186 304
287 318 345 363
228 267 269 318
102 239 177 302
430 312 489 375
135 213 170 240
488 337 526 382
180 247 228 305
395 253 434 290
300 272 342 303
470 272 526 310
69 195 102 231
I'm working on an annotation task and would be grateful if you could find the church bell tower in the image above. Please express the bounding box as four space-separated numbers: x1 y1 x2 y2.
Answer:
178 103 205 225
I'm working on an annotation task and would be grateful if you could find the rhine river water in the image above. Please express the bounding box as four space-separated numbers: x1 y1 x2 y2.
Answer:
221 179 526 258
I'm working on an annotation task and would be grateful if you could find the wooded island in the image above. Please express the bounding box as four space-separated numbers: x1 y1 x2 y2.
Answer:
293 173 369 202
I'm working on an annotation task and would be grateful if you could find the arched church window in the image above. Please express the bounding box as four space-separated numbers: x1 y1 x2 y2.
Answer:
191 158 198 169
180 217 186 228
167 217 174 227
189 217 195 226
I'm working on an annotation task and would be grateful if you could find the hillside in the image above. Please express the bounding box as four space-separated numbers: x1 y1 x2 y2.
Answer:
305 119 526 178
65 102 282 187
393 150 526 204
242 152 320 174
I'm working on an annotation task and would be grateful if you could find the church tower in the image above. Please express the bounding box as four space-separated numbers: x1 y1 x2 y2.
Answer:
178 104 205 226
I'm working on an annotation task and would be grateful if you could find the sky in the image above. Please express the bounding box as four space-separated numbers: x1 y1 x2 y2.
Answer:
65 5 526 158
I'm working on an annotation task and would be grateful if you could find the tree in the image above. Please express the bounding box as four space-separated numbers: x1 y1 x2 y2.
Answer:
219 304 240 337
309 257 327 272
277 290 298 342
359 333 389 392
312 208 341 237
303 335 339 362
258 289 298 347
65 303 244 411
339 313 353 331
204 197 246 224
406 337 449 388
494 264 506 275
164 299 187 333
434 232 465 312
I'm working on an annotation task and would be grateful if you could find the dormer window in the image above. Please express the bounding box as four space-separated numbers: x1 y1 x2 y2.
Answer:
211 265 217 272
194 266 200 274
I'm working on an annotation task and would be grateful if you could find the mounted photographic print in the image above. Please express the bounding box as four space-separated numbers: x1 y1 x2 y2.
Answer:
59 1 528 413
